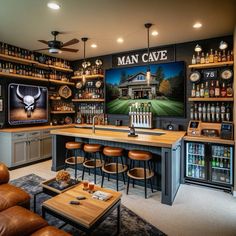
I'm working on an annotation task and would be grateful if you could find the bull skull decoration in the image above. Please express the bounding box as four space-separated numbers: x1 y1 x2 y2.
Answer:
16 85 41 118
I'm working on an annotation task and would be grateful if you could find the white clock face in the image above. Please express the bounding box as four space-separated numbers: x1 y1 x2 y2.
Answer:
189 71 201 82
221 69 233 80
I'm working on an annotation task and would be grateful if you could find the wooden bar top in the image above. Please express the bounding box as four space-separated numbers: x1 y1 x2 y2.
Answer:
50 126 186 148
0 124 75 133
184 135 235 145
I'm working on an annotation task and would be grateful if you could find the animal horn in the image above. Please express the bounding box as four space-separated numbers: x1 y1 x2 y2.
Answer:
16 85 24 99
34 87 41 100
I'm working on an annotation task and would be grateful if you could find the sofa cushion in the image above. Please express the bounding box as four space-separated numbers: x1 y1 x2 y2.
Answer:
0 183 30 211
0 206 48 236
0 163 10 184
31 226 71 236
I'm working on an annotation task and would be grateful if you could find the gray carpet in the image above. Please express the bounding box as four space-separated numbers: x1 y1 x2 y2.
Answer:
11 174 166 236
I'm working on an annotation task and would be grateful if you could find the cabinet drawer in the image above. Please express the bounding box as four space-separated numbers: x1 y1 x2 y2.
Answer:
41 130 51 137
28 131 40 138
12 132 27 140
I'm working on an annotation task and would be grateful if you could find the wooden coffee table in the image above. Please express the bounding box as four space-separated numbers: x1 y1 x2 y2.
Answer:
42 183 122 235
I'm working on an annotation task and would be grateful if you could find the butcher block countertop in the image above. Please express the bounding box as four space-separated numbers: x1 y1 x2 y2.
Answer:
50 126 186 148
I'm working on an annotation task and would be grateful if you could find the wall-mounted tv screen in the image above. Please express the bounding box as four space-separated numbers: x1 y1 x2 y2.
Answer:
8 83 48 125
105 61 185 117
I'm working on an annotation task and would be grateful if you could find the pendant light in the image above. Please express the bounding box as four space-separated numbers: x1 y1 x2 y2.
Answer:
81 37 89 84
145 23 152 86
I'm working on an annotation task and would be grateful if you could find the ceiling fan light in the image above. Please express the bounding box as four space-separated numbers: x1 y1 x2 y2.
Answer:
194 44 202 52
49 48 61 54
47 2 61 10
219 41 228 50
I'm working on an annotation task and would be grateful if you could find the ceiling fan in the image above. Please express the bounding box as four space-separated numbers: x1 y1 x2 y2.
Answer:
35 31 79 54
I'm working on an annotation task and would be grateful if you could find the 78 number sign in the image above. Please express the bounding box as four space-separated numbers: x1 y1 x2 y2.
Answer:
203 69 217 79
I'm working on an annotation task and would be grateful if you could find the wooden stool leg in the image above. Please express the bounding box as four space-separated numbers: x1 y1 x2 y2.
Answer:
144 161 147 199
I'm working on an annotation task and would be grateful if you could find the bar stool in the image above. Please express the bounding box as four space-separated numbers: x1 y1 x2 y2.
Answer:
126 150 154 198
64 141 84 179
82 143 103 184
101 146 127 191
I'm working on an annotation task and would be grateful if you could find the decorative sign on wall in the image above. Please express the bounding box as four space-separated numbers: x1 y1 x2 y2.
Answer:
112 45 175 67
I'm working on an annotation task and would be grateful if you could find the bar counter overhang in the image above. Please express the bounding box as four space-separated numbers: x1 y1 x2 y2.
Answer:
50 125 186 205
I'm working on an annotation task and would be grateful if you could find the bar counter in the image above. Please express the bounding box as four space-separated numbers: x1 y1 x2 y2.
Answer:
50 125 186 205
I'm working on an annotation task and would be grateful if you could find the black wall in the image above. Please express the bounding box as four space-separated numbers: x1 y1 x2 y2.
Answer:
72 35 233 130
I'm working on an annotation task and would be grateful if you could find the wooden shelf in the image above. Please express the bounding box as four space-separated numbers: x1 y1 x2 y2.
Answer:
72 98 105 102
50 111 75 114
188 97 234 102
49 96 61 100
71 74 104 80
0 71 48 82
0 53 73 72
188 61 234 69
49 79 74 86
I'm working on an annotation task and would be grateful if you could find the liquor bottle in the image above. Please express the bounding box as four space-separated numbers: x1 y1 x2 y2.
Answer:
205 53 209 63
215 80 220 97
200 83 205 97
194 103 198 120
209 49 214 63
191 166 195 177
222 50 226 62
225 107 230 121
220 159 223 168
191 83 196 97
195 166 199 178
188 166 192 177
196 52 201 64
198 103 202 120
220 102 226 121
220 82 227 97
202 157 205 166
213 50 218 63
216 158 219 167
223 159 227 168
218 51 222 62
204 81 209 97
207 103 211 122
215 103 221 122
227 51 231 61
226 84 233 97
230 50 233 61
190 104 194 120
211 103 215 122
202 103 206 122
202 168 205 179
212 158 216 167
195 84 200 97
200 52 205 64
209 81 215 97
191 54 196 64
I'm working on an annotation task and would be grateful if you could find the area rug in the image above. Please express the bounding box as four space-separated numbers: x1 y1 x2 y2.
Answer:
11 174 166 236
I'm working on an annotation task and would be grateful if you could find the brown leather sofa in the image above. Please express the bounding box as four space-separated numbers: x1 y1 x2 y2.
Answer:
0 163 71 236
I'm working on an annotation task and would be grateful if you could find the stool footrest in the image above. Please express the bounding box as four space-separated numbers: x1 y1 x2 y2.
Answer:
83 159 103 168
65 156 84 165
102 163 128 174
127 168 154 180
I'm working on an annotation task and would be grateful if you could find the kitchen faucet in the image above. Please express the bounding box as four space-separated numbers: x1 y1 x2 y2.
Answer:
92 115 99 133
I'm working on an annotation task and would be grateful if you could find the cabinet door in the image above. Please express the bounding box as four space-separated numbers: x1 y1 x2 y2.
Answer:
41 136 52 159
12 139 28 165
28 139 41 161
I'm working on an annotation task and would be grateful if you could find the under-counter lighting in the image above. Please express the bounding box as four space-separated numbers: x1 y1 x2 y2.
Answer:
47 2 61 10
117 38 124 43
151 31 159 36
193 22 202 29
91 44 97 48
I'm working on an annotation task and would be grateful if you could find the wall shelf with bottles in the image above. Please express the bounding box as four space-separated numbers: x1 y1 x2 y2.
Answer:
71 74 104 80
189 61 233 69
50 111 75 114
0 71 48 82
189 97 234 102
49 79 74 86
72 98 105 102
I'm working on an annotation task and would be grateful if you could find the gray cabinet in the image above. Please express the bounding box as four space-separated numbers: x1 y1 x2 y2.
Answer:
0 129 52 167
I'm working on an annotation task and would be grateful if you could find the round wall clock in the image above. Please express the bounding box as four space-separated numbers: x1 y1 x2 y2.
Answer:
220 69 233 80
189 71 201 82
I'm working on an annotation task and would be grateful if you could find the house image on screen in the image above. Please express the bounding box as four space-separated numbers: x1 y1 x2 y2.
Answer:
118 72 159 99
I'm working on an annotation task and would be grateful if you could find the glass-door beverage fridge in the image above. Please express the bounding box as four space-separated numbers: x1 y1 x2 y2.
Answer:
185 141 233 189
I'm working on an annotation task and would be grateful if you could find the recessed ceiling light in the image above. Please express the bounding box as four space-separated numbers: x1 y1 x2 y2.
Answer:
117 38 124 43
47 2 61 10
151 31 159 36
91 44 97 48
193 22 202 29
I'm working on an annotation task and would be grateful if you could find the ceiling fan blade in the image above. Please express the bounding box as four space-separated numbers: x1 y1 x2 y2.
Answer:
62 38 79 47
33 48 49 52
38 40 49 45
61 48 79 53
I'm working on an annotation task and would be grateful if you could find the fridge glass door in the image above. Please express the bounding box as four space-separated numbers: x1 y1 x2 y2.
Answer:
211 145 232 185
186 142 206 180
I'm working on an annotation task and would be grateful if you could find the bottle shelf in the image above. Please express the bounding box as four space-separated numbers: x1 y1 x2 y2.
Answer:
188 61 234 69
212 166 230 171
49 79 74 86
0 53 73 72
211 155 230 159
72 98 105 102
188 163 205 167
188 153 204 156
71 74 104 80
49 96 61 100
0 71 48 82
50 111 75 114
188 97 234 102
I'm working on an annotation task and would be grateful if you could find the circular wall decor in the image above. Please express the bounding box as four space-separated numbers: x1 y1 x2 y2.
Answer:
95 80 102 88
76 82 83 89
189 71 201 82
220 69 233 80
58 85 72 99
64 116 72 124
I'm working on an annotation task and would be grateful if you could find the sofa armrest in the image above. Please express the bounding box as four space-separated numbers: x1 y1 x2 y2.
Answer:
0 163 10 184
